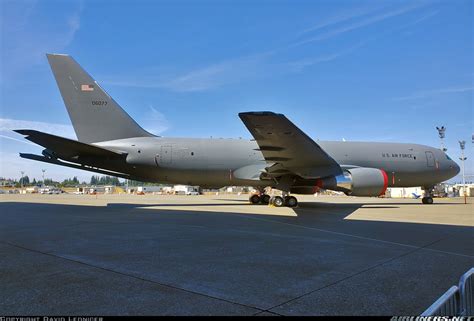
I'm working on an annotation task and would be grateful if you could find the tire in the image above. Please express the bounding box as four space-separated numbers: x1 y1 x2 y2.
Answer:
261 194 271 204
272 196 285 207
285 196 298 208
422 197 433 204
249 194 261 205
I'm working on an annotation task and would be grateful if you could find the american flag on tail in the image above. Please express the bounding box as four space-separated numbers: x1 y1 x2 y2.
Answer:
81 84 94 91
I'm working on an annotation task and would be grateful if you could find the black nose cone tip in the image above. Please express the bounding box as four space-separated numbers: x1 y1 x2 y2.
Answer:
451 162 461 177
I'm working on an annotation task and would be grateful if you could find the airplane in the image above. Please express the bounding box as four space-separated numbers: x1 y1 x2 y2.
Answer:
412 192 422 199
15 54 460 207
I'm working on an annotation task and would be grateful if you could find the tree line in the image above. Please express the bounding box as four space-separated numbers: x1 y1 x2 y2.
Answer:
1 175 128 187
1 175 166 188
89 175 120 186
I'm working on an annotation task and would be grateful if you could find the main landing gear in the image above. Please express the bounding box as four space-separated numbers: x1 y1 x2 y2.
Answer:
249 193 271 205
248 192 298 208
422 186 434 204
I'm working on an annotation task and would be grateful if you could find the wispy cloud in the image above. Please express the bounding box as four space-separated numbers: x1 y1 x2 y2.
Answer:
164 54 272 92
1 0 84 83
405 9 439 27
384 9 439 36
298 5 383 35
0 134 37 146
0 118 76 138
105 53 273 92
165 63 237 92
292 3 427 47
393 86 474 101
285 41 368 72
104 3 433 93
139 106 170 135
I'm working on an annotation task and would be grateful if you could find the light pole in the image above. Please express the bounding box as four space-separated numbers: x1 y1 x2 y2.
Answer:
436 126 447 152
459 140 467 204
42 169 46 187
20 171 25 191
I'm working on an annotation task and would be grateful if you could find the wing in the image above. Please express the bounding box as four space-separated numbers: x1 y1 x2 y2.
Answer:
238 112 342 179
14 129 126 159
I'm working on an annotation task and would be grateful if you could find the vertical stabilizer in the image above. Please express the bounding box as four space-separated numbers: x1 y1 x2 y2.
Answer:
47 54 153 143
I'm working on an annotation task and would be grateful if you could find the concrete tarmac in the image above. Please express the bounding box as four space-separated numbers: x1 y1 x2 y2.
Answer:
1 194 473 315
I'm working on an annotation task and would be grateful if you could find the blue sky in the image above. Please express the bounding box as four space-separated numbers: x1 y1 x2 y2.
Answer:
1 0 472 183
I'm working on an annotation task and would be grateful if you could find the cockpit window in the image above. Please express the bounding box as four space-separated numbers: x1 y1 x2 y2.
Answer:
446 154 452 160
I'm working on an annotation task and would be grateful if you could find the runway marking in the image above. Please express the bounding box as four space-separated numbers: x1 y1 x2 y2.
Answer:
229 213 474 259
0 240 269 315
260 237 448 314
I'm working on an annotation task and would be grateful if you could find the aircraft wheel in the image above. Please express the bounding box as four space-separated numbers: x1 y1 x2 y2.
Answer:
271 196 285 207
261 194 271 204
249 194 261 205
422 197 433 204
285 196 298 208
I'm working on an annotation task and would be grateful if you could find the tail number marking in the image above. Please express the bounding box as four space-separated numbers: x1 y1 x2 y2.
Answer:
92 100 108 106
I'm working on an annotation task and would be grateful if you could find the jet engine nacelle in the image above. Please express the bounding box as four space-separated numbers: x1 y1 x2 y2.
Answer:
332 167 388 197
290 167 388 197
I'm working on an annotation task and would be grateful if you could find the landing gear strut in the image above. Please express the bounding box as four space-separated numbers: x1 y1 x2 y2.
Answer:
422 186 434 204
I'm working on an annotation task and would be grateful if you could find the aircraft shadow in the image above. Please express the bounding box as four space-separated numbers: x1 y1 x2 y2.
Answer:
1 200 471 252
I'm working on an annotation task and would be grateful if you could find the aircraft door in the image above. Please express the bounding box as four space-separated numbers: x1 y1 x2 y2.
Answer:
157 145 172 165
425 151 435 167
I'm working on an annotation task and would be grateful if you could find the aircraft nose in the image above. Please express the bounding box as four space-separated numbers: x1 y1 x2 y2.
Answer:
449 161 460 177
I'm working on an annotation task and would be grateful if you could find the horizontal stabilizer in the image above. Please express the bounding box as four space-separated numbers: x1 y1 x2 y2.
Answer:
19 153 131 179
14 129 126 159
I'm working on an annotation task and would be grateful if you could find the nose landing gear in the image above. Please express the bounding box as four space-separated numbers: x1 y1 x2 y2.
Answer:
422 197 433 204
422 186 434 204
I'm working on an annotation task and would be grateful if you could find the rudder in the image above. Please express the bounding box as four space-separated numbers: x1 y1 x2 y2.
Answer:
47 54 153 143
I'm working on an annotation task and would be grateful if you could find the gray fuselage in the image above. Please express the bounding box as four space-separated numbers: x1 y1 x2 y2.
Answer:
96 137 459 189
